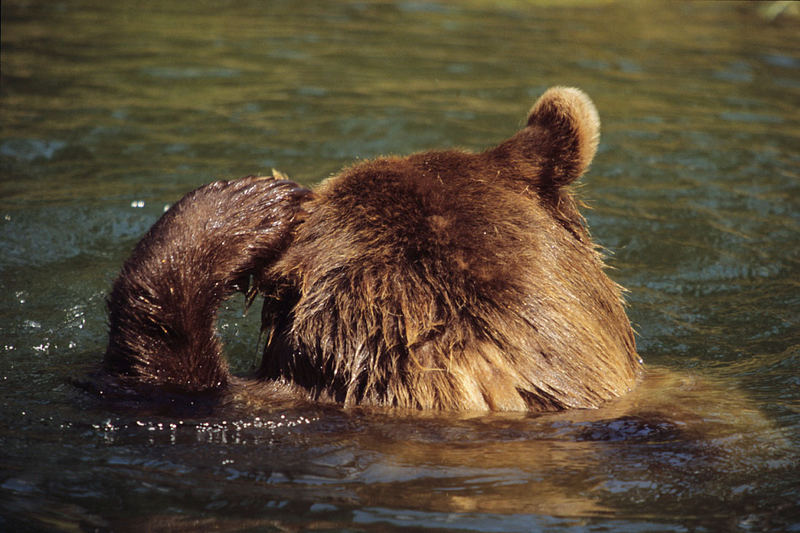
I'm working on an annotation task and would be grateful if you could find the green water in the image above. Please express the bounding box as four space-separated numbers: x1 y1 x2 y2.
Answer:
1 1 798 531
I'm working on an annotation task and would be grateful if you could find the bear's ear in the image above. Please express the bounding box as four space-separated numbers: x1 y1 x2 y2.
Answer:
524 86 600 189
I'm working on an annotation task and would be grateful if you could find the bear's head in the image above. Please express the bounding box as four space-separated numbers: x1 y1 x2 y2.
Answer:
255 87 641 411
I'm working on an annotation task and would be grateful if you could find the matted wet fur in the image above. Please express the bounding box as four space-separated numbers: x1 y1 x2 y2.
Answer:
97 87 642 411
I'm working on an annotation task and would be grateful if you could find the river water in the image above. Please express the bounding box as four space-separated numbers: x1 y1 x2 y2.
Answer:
1 1 798 531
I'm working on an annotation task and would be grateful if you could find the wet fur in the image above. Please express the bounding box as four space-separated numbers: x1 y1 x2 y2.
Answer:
103 176 311 394
98 87 642 411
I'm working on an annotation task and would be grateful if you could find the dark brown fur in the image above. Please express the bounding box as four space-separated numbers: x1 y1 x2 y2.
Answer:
100 87 642 411
103 175 311 394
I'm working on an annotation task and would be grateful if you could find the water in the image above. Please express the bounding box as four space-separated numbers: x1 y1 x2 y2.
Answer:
1 1 798 531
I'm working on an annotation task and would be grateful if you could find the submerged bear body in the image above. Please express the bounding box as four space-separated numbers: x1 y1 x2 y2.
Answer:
99 87 642 412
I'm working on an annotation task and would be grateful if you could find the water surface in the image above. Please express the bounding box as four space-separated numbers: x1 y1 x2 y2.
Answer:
1 1 798 531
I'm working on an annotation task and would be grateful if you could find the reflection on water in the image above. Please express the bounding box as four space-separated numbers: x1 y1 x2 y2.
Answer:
3 369 794 531
1 1 798 531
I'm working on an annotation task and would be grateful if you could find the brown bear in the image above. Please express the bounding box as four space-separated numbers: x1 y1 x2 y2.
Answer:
100 87 642 411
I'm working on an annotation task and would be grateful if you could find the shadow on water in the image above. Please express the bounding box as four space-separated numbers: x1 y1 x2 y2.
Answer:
1 1 799 531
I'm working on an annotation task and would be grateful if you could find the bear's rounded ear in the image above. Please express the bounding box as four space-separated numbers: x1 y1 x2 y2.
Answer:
525 86 600 188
